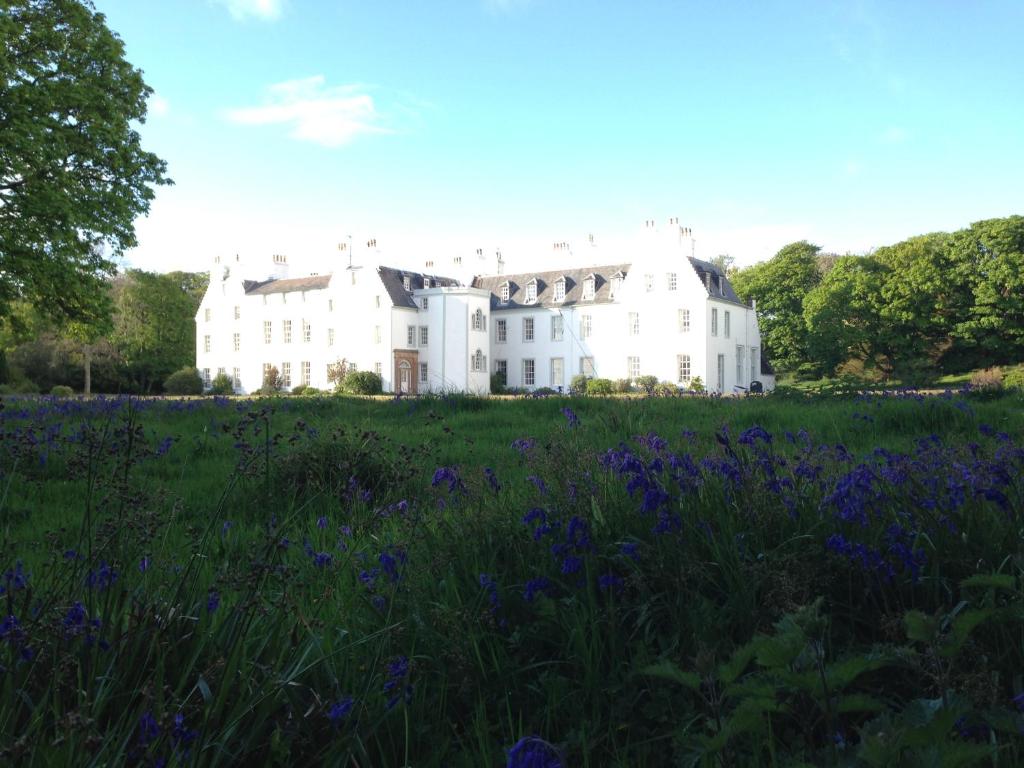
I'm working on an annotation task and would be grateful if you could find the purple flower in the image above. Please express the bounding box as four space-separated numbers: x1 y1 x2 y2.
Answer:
561 407 580 428
172 712 198 753
598 572 624 592
313 552 333 568
431 466 464 493
139 557 150 574
138 711 160 747
86 561 118 591
523 577 553 602
328 696 355 724
484 467 501 494
511 438 536 455
317 515 328 529
507 736 563 768
206 591 220 613
383 655 413 710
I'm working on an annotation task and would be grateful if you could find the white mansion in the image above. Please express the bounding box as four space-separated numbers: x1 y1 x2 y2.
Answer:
194 223 774 395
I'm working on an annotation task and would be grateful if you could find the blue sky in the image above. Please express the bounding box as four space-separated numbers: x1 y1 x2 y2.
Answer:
97 0 1024 275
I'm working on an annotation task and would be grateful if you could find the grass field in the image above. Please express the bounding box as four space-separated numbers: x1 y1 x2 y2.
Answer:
1 389 1023 766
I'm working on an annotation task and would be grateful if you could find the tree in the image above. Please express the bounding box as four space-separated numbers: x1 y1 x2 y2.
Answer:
731 241 823 373
0 0 170 323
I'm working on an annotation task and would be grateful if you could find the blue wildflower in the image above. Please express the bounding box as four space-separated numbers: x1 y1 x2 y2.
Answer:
523 577 553 602
328 696 355 724
138 711 160 747
507 736 563 768
561 407 580 428
206 591 220 613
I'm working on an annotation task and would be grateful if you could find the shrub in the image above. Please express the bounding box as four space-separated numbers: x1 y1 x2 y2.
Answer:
636 374 658 395
259 365 282 395
586 378 615 395
302 386 321 395
163 367 203 396
490 372 506 395
50 385 74 397
969 366 1003 392
653 382 678 397
327 359 354 391
614 378 633 394
1003 365 1024 391
289 384 307 396
532 386 557 397
342 371 383 395
209 372 235 395
569 374 589 395
689 376 705 393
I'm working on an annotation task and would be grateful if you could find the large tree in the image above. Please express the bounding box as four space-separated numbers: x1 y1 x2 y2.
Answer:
731 241 823 373
0 0 169 323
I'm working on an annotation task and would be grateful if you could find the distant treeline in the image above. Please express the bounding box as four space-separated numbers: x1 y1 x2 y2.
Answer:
0 270 207 395
730 215 1024 381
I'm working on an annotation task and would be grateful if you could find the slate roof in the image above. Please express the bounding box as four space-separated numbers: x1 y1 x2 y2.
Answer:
471 264 630 310
244 274 332 295
377 266 460 309
688 258 744 304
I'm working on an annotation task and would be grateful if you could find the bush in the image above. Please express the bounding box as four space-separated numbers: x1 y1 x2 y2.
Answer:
586 378 615 395
342 371 383 395
614 378 634 394
635 375 658 395
569 374 589 395
969 367 1003 392
532 387 557 397
490 372 506 395
50 385 74 397
653 382 678 397
209 372 235 395
163 367 203 396
1003 365 1024 391
260 365 282 395
302 386 321 395
289 384 307 396
688 376 705 393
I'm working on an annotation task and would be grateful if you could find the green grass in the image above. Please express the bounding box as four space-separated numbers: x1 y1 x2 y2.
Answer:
1 390 1023 765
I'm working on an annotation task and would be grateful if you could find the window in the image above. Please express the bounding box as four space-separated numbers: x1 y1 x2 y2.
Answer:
677 354 691 384
374 326 382 344
724 311 731 339
302 360 311 385
424 277 431 289
281 293 287 305
472 308 484 331
553 278 566 302
751 348 758 383
525 281 537 304
678 308 690 333
303 320 311 343
202 368 210 387
374 362 382 376
263 295 268 306
580 314 592 338
471 349 486 372
232 367 240 388
420 362 428 384
610 275 622 298
203 335 211 353
263 363 272 383
233 332 240 352
551 314 564 341
351 271 357 286
500 283 510 303
234 305 240 320
281 362 291 388
403 275 411 291
204 308 211 322
523 317 534 342
717 354 725 391
736 345 744 385
627 356 640 380
645 274 654 292
301 291 307 303
328 328 335 346
711 308 718 336
282 319 292 343
582 276 595 301
263 321 272 344
421 297 429 310
407 325 416 347
495 318 507 343
580 357 595 377
494 359 508 385
667 273 677 291
329 299 334 312
550 357 564 389
523 359 535 387
419 326 428 346
628 312 640 336
373 296 380 309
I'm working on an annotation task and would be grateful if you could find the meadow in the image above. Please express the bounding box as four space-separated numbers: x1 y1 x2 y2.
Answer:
1 388 1023 766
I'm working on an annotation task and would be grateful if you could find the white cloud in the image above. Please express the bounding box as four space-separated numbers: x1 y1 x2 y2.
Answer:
147 93 169 118
213 0 283 21
226 76 391 147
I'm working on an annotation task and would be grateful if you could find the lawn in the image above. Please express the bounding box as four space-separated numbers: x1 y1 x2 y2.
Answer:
1 389 1023 766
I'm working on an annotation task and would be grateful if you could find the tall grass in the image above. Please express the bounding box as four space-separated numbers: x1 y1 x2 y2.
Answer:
0 389 1022 765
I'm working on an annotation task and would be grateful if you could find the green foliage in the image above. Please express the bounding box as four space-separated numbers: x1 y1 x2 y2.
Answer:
586 377 614 395
0 0 170 324
260 365 282 394
614 378 633 393
162 366 202 395
635 374 658 394
569 373 589 395
653 381 678 396
490 372 506 394
209 372 234 395
341 370 382 395
688 375 705 393
1003 365 1024 390
49 384 74 396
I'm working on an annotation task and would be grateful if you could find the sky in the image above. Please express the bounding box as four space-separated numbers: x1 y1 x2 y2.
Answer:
96 0 1024 277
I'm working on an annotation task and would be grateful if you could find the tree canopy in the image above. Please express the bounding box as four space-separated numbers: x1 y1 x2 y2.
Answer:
0 0 170 324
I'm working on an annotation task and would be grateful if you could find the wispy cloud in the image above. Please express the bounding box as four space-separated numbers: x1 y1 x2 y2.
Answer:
226 76 392 147
213 0 284 22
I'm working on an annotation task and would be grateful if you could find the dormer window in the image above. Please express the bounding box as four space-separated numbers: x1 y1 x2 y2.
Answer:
582 275 596 301
423 277 431 289
403 275 411 291
499 282 510 303
525 280 538 304
553 277 566 303
610 271 624 299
